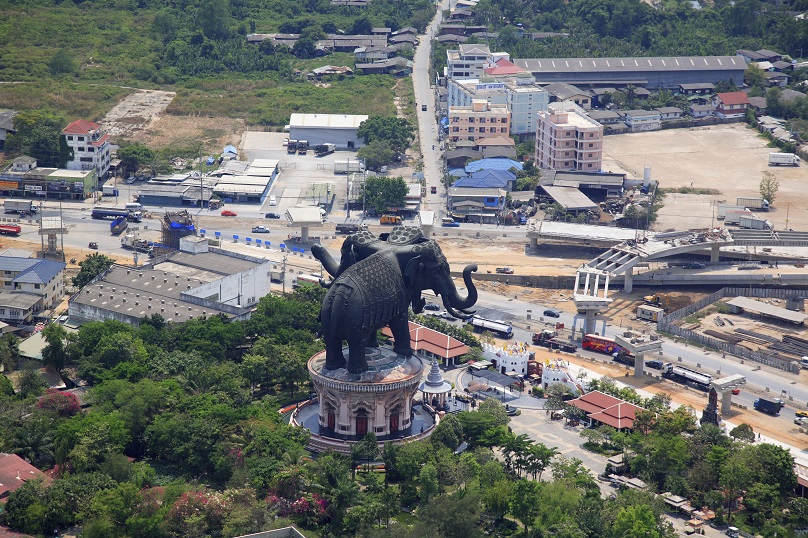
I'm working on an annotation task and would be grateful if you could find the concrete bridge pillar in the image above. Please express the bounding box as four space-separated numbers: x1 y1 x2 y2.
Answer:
711 245 720 263
301 226 310 242
530 236 538 249
634 352 645 378
584 310 595 335
721 390 733 415
624 268 634 294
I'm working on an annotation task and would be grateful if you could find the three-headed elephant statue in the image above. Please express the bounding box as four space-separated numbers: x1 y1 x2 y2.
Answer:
318 239 478 373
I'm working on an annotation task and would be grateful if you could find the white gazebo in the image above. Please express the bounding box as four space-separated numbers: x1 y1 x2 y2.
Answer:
419 358 452 409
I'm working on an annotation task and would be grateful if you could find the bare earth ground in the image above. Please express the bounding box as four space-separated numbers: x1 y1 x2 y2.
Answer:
601 124 808 231
130 115 245 152
100 90 176 138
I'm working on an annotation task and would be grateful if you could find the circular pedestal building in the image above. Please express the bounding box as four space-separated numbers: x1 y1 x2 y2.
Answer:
298 346 434 452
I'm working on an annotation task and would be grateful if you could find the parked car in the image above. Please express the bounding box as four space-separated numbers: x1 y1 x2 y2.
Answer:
221 210 237 217
495 267 514 274
282 138 289 146
265 212 281 219
251 226 270 233
543 309 560 318
796 410 808 418
685 262 706 269
424 302 440 311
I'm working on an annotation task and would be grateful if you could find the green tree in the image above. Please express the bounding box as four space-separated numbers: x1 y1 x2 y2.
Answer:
363 176 408 215
4 111 64 167
17 366 46 398
117 143 156 176
48 48 77 75
73 253 115 288
760 171 779 205
611 504 660 538
729 423 755 442
12 416 54 466
510 479 541 535
197 0 231 39
42 323 69 371
357 116 416 154
357 140 396 171
418 462 440 504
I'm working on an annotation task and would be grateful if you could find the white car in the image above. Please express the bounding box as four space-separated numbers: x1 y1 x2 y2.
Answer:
282 138 289 146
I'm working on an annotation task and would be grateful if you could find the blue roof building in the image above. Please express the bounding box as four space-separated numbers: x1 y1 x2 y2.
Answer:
465 158 523 173
453 169 516 190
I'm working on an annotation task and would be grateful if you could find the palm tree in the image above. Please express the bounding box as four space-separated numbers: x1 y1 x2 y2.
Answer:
13 417 54 466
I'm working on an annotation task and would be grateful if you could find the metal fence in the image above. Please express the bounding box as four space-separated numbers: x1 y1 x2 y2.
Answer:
658 286 802 373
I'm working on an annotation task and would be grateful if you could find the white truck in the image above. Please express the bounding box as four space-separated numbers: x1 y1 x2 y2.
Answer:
716 204 745 220
768 152 800 166
736 197 770 211
102 184 118 196
334 161 365 174
120 233 153 253
738 216 772 230
724 209 753 225
270 270 284 283
3 199 34 214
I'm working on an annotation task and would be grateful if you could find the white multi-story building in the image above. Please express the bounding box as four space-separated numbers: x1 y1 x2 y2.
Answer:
446 44 499 79
447 76 549 135
62 119 111 178
535 102 604 171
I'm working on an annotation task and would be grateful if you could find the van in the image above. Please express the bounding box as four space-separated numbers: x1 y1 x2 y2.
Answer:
269 195 277 206
801 357 808 369
125 203 143 213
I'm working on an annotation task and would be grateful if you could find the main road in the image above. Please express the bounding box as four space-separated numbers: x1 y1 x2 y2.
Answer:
412 0 450 218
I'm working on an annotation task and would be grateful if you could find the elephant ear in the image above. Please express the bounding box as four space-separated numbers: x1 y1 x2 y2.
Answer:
403 256 425 312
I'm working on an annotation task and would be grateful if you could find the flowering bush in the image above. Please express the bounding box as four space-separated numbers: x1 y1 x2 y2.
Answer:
36 389 81 417
166 490 227 537
266 492 326 527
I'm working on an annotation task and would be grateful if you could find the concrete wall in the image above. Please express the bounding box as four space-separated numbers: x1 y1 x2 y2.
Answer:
185 263 269 308
288 127 364 149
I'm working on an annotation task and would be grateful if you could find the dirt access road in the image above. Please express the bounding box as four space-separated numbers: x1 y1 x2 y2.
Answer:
601 124 808 231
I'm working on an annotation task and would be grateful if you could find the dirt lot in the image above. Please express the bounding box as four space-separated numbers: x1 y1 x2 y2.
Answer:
101 90 176 138
601 124 808 231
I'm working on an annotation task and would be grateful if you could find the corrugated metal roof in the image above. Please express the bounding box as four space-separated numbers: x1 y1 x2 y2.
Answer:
727 296 808 323
289 113 368 129
515 56 747 73
542 186 598 210
465 158 523 173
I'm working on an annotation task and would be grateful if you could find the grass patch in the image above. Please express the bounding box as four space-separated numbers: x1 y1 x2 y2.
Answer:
0 81 133 121
394 512 419 527
660 187 722 195
295 53 357 70
167 75 398 127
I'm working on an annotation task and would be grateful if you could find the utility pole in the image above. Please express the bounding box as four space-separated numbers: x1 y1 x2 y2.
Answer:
786 203 790 231
282 253 288 294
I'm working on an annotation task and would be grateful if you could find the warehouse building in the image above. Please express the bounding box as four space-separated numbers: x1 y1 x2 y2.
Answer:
513 56 747 89
288 114 368 149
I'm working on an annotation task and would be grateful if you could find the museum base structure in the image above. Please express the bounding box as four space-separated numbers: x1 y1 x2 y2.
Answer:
292 346 437 455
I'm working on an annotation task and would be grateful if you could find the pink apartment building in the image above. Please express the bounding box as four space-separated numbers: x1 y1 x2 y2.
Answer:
447 100 511 143
534 102 603 171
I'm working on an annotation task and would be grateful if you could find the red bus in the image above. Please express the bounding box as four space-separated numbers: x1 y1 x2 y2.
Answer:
581 334 633 359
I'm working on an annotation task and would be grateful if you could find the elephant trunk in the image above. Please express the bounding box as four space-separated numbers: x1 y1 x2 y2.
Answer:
439 264 478 316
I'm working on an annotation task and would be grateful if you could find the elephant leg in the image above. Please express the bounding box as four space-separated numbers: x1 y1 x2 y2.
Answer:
347 332 371 374
389 315 413 357
324 336 347 370
368 331 379 348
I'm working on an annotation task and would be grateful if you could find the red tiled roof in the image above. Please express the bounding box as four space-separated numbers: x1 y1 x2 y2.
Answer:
90 133 109 146
0 453 52 498
588 402 643 429
381 321 470 359
567 390 622 413
715 92 750 106
484 58 525 76
62 119 100 135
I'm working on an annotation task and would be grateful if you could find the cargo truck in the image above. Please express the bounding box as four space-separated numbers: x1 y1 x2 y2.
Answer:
768 152 800 166
738 216 772 230
753 397 784 415
287 140 298 154
636 304 665 322
736 197 770 211
297 140 309 154
120 233 153 253
270 270 284 283
723 209 753 225
110 216 128 235
335 223 367 234
315 143 336 156
91 208 143 223
716 204 746 220
334 161 365 174
4 199 34 214
468 316 513 339
102 184 119 196
380 215 402 225
661 363 712 391
0 224 21 236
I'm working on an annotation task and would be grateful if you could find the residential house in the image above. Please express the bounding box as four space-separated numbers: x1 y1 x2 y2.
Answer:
747 97 767 114
371 27 391 36
311 65 353 78
535 101 604 171
678 82 715 95
62 119 111 178
622 109 662 132
445 148 483 168
476 135 517 159
388 34 417 47
436 34 468 45
446 44 496 78
10 156 36 173
780 88 807 103
453 169 516 190
713 91 750 119
736 49 782 63
464 157 523 174
447 7 474 19
763 72 789 87
655 106 683 120
0 256 66 323
586 109 622 125
355 57 412 76
0 453 52 501
771 60 793 72
543 82 593 109
590 87 617 108
447 99 510 143
439 24 487 37
689 104 715 118
541 170 625 199
446 187 506 223
0 109 16 149
354 46 395 61
391 27 417 36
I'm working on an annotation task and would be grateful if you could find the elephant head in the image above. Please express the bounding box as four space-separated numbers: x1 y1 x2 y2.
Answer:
401 240 478 320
